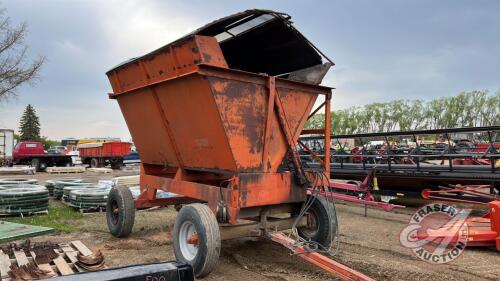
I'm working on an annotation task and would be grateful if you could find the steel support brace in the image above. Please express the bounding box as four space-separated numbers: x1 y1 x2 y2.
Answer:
270 232 375 281
307 189 404 212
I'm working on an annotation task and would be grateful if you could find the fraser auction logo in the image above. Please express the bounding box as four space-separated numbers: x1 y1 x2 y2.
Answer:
399 203 470 264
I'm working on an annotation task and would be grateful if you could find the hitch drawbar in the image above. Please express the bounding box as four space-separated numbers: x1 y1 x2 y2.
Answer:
270 233 374 281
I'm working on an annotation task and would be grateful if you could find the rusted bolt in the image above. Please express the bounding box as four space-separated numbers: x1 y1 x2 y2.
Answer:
187 234 199 245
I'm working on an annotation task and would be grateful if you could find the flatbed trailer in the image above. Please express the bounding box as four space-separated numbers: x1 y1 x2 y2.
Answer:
15 154 73 172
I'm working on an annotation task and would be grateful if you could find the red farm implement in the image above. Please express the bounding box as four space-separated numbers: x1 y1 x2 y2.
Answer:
422 185 500 250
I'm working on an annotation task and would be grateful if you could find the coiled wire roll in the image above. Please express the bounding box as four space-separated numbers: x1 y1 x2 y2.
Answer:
68 189 110 210
0 185 49 215
53 181 92 199
0 178 38 185
45 178 82 196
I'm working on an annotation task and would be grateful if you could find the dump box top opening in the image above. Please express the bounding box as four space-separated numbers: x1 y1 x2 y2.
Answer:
108 10 333 84
195 10 330 77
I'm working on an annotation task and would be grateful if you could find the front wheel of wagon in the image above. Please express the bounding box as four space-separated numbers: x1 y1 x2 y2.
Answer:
106 186 135 237
297 196 336 248
173 203 220 278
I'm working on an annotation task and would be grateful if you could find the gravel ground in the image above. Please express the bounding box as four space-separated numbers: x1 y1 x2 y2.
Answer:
1 170 499 280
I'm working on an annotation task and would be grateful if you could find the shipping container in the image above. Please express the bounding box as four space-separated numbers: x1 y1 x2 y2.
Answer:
0 129 14 166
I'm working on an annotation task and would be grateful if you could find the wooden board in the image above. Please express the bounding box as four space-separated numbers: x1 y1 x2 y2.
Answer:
59 244 83 272
0 221 53 243
13 250 29 266
70 241 92 256
53 255 73 275
46 167 86 174
30 251 56 277
0 250 10 280
113 175 140 186
86 168 113 173
0 240 99 279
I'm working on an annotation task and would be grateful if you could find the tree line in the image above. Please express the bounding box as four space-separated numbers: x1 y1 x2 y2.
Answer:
305 90 500 134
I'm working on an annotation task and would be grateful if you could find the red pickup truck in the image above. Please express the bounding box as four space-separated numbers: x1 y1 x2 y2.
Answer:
12 141 73 172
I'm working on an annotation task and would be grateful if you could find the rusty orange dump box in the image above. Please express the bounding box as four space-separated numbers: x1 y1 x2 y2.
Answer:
105 10 338 278
107 10 332 176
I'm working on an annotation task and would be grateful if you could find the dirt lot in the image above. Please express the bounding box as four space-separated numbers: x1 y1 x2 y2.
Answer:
1 170 500 280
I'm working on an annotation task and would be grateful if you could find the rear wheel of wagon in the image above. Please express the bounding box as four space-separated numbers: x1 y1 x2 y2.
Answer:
173 203 220 278
297 196 336 248
106 186 135 237
90 158 99 168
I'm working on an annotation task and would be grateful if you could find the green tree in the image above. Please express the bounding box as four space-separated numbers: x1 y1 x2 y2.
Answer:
305 89 500 132
40 136 60 149
18 104 40 141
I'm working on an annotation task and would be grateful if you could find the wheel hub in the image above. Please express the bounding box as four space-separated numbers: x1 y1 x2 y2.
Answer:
110 201 119 224
179 221 198 261
301 211 320 237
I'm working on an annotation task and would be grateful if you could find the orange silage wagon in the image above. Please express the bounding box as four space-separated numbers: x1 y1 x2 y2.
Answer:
104 10 372 280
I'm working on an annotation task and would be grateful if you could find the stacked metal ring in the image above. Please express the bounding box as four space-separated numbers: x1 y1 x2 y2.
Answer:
45 178 82 196
67 189 110 210
0 185 49 215
53 181 91 199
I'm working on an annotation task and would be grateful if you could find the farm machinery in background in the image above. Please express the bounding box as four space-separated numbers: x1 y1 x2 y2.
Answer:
420 185 500 251
300 126 500 198
300 126 500 252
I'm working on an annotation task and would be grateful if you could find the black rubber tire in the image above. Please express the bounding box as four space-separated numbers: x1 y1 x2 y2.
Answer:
106 186 135 237
173 203 220 278
110 159 124 170
90 158 99 168
39 161 47 171
297 196 335 248
31 158 40 172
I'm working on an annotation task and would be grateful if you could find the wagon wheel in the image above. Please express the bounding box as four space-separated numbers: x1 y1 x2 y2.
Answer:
173 203 220 278
106 186 135 237
297 196 336 248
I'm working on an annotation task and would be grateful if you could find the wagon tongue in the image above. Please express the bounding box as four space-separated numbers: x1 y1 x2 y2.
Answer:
270 232 374 281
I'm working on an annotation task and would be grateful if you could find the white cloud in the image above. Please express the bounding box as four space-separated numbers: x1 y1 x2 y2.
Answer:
95 1 202 62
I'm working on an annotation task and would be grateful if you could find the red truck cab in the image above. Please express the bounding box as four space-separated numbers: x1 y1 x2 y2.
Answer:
12 141 73 171
13 141 45 160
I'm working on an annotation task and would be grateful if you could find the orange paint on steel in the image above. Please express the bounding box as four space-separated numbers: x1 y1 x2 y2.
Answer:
324 95 332 176
108 35 327 174
187 234 199 245
270 232 375 281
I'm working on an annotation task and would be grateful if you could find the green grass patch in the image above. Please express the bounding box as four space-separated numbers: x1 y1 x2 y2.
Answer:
3 201 84 233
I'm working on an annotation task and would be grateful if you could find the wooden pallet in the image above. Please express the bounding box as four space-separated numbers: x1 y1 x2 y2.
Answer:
0 167 36 175
86 168 113 174
46 167 86 174
112 175 140 186
0 240 103 280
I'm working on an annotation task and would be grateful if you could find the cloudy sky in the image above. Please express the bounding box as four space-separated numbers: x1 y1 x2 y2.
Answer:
0 0 498 140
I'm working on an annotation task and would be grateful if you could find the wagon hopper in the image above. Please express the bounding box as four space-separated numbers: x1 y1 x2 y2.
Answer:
104 10 372 280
